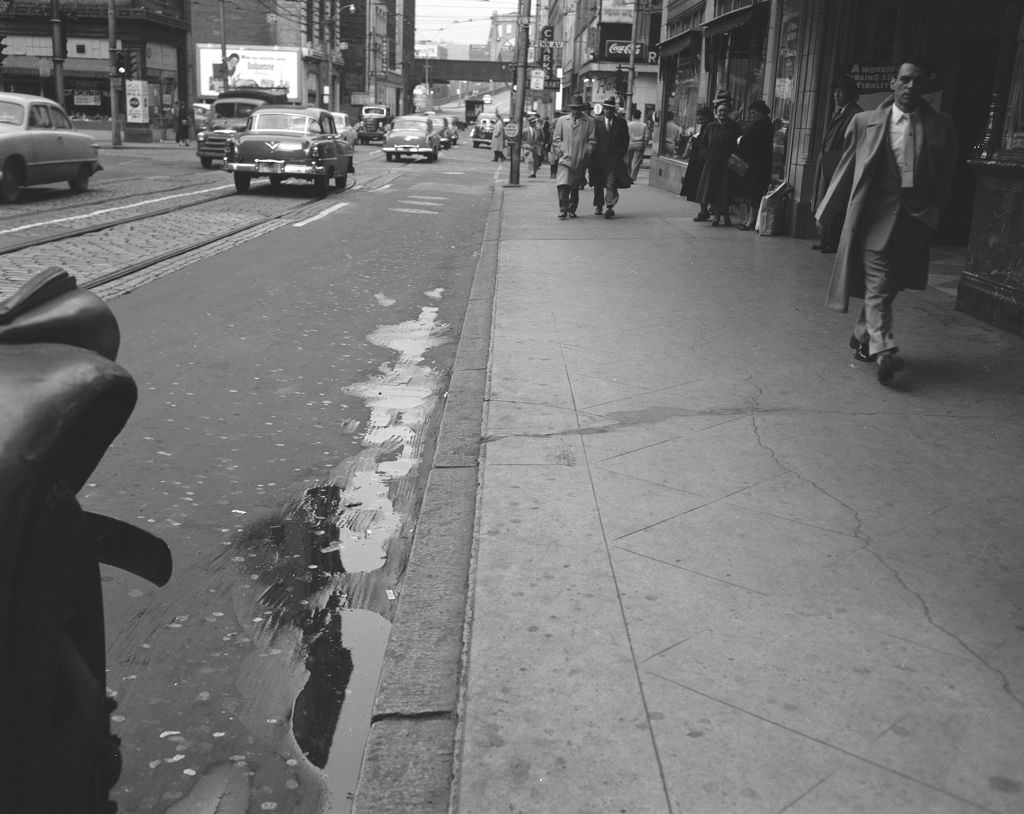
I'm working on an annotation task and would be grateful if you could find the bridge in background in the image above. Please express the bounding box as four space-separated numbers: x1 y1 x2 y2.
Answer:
410 58 514 85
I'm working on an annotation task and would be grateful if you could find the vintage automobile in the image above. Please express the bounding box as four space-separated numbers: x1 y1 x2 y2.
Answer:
471 114 497 148
381 115 442 162
196 88 288 168
331 111 358 150
356 104 391 145
437 117 458 149
223 105 354 196
0 93 102 203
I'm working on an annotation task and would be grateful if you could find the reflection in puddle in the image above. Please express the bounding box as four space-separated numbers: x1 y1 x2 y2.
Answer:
227 306 449 811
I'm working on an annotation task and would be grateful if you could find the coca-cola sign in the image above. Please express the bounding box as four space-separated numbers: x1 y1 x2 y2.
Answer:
604 40 646 59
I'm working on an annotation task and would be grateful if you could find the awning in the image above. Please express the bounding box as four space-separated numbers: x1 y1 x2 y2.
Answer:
657 29 702 58
701 1 768 38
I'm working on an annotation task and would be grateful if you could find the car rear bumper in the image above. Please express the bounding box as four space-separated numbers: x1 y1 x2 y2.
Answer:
382 146 432 156
224 160 327 177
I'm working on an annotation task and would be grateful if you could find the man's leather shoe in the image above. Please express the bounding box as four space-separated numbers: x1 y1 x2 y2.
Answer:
558 211 567 220
604 208 615 219
876 351 904 385
811 243 823 250
594 206 603 216
694 212 710 222
567 210 577 218
848 335 871 363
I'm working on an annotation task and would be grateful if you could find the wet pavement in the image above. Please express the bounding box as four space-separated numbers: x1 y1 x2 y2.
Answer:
354 168 1024 813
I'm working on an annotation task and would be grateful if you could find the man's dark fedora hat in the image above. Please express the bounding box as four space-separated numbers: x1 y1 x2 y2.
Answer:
603 96 619 109
567 94 589 110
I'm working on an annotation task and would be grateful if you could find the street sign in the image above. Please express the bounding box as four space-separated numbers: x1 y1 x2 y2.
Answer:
530 68 545 90
503 121 519 138
483 94 492 104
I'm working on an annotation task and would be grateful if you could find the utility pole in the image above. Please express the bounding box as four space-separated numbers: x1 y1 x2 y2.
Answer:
50 0 64 105
507 0 529 186
624 0 641 117
219 0 227 90
107 0 120 146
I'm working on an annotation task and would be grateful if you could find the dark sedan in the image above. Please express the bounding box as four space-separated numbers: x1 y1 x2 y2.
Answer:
223 106 354 196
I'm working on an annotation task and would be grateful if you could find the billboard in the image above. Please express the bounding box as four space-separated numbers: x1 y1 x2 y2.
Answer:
195 44 301 101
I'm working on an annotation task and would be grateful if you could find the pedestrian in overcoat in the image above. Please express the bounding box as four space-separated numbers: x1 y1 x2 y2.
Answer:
551 95 596 219
491 113 506 162
816 58 957 385
590 97 629 218
812 75 863 252
681 105 713 220
736 100 774 230
696 98 743 226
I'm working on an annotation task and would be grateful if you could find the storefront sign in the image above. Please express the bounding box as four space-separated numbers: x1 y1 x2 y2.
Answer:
73 92 101 107
847 64 896 93
604 40 648 61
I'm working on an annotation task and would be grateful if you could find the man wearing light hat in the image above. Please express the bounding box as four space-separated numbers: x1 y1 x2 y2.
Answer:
591 97 630 218
551 95 596 219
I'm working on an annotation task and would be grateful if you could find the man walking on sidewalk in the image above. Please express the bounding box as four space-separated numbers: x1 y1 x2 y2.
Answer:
816 57 957 385
626 109 648 182
591 97 630 218
551 95 596 220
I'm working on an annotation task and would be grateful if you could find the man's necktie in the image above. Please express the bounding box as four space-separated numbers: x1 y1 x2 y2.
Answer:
901 113 915 189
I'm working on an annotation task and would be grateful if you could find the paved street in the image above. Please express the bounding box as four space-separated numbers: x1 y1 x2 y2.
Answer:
354 167 1024 814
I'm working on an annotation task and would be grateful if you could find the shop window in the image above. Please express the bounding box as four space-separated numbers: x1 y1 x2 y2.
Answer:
770 0 800 178
1003 15 1024 152
662 55 700 155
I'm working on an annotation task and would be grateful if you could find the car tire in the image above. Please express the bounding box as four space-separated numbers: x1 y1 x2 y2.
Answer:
335 161 348 190
233 172 252 193
268 176 283 187
313 174 329 197
68 164 91 193
385 153 394 162
426 149 436 163
200 157 214 169
0 159 24 203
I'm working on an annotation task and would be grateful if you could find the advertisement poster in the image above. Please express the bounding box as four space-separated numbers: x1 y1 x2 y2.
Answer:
601 0 634 23
125 80 148 124
195 44 301 101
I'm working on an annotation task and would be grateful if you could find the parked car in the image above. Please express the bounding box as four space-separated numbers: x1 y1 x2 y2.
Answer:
330 112 358 150
471 114 497 148
0 92 102 203
356 104 391 144
223 105 354 196
381 115 441 162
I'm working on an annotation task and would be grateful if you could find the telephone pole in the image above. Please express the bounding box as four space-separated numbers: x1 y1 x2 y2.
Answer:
507 0 529 186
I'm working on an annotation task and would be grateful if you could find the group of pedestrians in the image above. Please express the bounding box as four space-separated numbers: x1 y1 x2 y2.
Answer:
679 95 773 229
673 58 956 388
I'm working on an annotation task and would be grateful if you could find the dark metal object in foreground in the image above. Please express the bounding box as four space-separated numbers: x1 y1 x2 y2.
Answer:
0 268 172 814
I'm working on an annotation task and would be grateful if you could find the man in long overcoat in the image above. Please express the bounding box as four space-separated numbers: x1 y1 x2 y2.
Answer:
551 95 596 219
590 97 630 218
812 75 862 252
816 58 957 385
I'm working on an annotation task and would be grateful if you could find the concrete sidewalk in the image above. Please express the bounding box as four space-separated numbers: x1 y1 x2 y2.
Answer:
359 170 1024 814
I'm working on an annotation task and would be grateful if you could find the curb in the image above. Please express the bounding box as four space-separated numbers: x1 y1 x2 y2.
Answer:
351 181 504 812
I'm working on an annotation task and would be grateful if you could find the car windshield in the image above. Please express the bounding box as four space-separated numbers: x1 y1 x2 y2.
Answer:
391 118 427 133
213 102 260 119
364 107 387 117
253 113 320 133
0 101 25 126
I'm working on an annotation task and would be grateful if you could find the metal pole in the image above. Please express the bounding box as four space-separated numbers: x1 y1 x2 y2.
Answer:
219 0 227 90
50 0 64 105
624 0 640 117
107 0 121 146
508 0 529 186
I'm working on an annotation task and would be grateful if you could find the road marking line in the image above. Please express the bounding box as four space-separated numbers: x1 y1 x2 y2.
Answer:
407 195 446 200
0 184 236 235
398 200 443 207
389 208 439 215
291 201 350 227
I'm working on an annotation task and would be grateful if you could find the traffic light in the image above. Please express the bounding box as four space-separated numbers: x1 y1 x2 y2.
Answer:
114 50 126 76
126 50 139 78
0 36 7 69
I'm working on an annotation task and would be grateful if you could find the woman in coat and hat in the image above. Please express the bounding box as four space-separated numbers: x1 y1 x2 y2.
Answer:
491 112 506 162
736 100 774 230
551 95 596 219
696 97 743 226
681 105 713 220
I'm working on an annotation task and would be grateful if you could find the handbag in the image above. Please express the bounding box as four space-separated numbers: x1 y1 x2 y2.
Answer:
727 153 749 177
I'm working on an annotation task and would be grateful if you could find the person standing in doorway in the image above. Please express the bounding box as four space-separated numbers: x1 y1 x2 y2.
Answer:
626 109 648 181
812 75 862 252
816 58 957 385
681 105 713 220
590 98 629 219
551 95 596 219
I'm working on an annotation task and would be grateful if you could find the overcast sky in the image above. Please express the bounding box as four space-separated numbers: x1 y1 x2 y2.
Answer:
414 0 521 45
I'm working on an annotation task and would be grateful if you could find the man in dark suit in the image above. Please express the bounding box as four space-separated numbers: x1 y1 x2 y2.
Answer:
812 75 862 253
590 97 630 219
816 58 958 386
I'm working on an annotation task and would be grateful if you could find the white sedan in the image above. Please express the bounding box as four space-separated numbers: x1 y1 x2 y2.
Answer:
0 92 102 203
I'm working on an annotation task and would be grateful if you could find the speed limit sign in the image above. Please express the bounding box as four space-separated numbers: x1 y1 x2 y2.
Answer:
504 121 519 139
